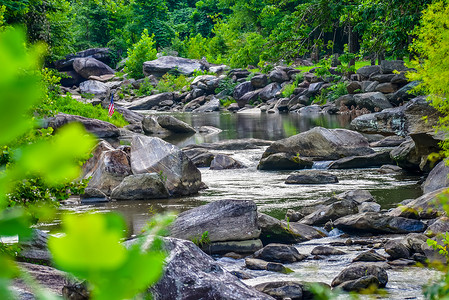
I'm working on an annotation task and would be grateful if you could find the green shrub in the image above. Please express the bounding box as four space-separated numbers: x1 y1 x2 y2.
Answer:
282 83 296 98
124 29 157 79
215 77 238 96
136 78 154 97
156 74 191 93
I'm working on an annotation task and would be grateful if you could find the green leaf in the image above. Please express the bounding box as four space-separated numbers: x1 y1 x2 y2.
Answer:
0 208 32 238
48 213 127 275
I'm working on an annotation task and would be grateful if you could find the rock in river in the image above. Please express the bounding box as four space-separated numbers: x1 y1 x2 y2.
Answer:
110 173 170 200
131 136 202 196
331 263 388 291
210 154 246 170
254 243 307 264
170 199 261 243
285 170 338 184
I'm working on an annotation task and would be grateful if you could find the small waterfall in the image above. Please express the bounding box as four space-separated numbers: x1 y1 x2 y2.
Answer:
312 160 333 169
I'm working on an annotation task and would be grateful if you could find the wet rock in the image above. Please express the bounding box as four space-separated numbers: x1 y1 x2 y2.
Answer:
388 258 416 267
184 138 272 150
299 105 322 114
425 217 449 237
388 188 449 219
300 199 359 226
245 258 290 274
339 275 381 292
150 238 273 300
285 209 304 222
353 250 387 262
353 92 393 111
370 136 406 147
258 213 325 244
205 239 263 255
131 136 202 196
331 189 375 204
261 127 374 162
80 188 109 203
358 202 381 213
73 57 114 79
422 160 449 194
331 263 388 290
328 151 393 169
285 170 338 184
210 154 246 170
254 281 304 300
143 56 205 77
126 93 174 110
142 116 170 135
258 153 313 170
384 239 411 260
311 246 345 256
378 164 404 174
171 199 260 243
254 243 307 263
156 115 196 134
110 173 169 200
183 148 215 167
334 212 427 234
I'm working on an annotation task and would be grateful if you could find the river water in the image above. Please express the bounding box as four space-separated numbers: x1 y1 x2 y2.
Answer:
41 111 442 299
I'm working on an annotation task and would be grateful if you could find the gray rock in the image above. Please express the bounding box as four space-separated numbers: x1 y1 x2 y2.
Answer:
254 243 307 263
425 217 449 237
339 275 381 292
131 136 202 196
18 230 51 265
258 153 313 170
245 258 290 274
210 154 246 170
184 138 272 151
389 188 449 220
114 106 144 124
259 83 282 101
375 83 397 94
357 65 381 79
142 116 169 135
364 81 379 93
353 92 393 111
269 69 289 83
192 97 220 113
110 173 169 200
370 136 405 147
143 56 205 77
261 127 373 161
171 199 261 243
251 74 268 88
157 115 196 134
384 239 411 260
254 281 304 300
298 104 322 114
334 212 427 234
335 94 356 107
79 80 109 98
328 151 393 169
234 81 254 100
391 73 408 84
238 89 263 107
205 239 263 255
353 250 386 262
183 148 215 167
390 81 420 104
358 202 381 213
422 160 449 194
381 60 407 74
285 170 338 184
311 246 345 256
126 93 174 110
331 263 388 289
285 209 304 222
378 164 404 174
73 57 114 79
370 74 396 83
307 82 324 97
347 81 362 94
300 200 359 226
150 238 274 300
80 188 108 203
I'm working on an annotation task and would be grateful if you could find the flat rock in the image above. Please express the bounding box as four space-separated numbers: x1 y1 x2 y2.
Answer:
110 173 170 200
254 281 304 300
210 154 246 170
254 243 307 263
183 148 215 167
311 246 345 256
328 151 393 169
258 153 313 171
353 250 387 262
171 199 261 243
126 93 174 110
157 115 196 134
205 239 263 255
245 258 290 274
285 170 338 184
143 56 205 77
184 139 272 150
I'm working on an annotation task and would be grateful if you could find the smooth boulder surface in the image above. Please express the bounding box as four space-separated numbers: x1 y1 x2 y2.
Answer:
254 281 304 300
254 243 307 263
353 250 387 262
131 136 202 196
328 151 393 169
44 113 120 138
183 148 215 167
261 127 373 162
245 258 290 274
171 199 261 243
258 153 313 170
143 56 205 77
422 160 449 194
125 93 174 110
79 80 110 98
311 246 345 256
150 238 274 300
210 154 246 170
17 230 51 265
300 200 359 226
73 57 114 79
353 92 393 111
285 170 338 184
331 263 388 291
110 173 170 200
334 212 427 234
157 115 196 133
184 138 272 150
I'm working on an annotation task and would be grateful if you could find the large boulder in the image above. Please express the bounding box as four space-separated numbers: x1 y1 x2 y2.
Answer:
125 93 174 110
334 212 427 234
73 57 114 79
251 74 268 88
422 160 449 194
44 113 120 138
300 199 359 226
260 127 374 162
110 173 169 200
269 69 289 83
390 81 420 104
389 188 449 220
380 60 407 74
79 80 110 98
143 56 205 77
157 115 196 134
53 48 112 71
17 230 51 265
285 170 338 184
259 83 282 101
254 243 307 263
130 136 202 196
258 153 313 170
210 154 246 170
184 138 272 150
353 92 393 111
170 199 261 243
150 238 274 300
183 148 215 167
331 263 388 291
83 143 132 195
357 65 381 79
234 81 254 100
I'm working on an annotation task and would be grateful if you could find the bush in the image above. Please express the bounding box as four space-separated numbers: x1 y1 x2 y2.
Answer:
156 74 191 93
124 29 157 79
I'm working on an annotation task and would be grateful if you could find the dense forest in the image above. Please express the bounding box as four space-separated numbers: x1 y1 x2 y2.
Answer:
0 0 433 67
